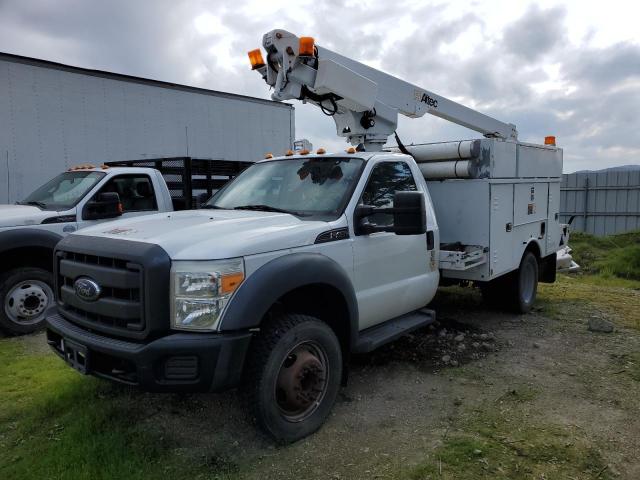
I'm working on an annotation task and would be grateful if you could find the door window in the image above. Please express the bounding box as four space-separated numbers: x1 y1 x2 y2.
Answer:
360 162 417 227
93 175 157 212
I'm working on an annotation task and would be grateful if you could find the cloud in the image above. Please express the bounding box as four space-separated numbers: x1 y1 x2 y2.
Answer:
0 0 638 172
503 5 567 60
563 41 640 89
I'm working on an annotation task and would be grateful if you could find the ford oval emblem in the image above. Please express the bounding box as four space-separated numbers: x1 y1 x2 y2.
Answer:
74 277 101 302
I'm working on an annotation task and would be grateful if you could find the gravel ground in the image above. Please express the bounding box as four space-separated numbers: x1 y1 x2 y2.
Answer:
126 285 640 479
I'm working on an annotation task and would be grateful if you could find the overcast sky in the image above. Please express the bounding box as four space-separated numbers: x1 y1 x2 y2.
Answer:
1 0 639 172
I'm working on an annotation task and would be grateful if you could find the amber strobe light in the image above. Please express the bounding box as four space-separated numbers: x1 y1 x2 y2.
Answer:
544 135 556 146
248 49 265 69
299 37 315 56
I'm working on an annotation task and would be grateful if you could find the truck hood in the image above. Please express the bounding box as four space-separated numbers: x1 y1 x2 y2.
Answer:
0 204 53 227
72 209 336 259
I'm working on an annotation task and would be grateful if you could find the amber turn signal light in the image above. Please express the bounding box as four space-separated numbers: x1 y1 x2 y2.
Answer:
220 272 245 295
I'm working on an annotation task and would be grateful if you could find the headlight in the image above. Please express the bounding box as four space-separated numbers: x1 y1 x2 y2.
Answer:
170 258 244 331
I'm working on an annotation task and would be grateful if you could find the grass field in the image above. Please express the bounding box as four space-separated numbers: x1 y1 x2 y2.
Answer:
0 339 216 479
569 231 640 280
1 231 639 479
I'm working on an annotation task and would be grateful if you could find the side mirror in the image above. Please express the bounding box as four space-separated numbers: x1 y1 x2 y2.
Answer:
82 192 123 220
354 191 426 236
392 191 426 235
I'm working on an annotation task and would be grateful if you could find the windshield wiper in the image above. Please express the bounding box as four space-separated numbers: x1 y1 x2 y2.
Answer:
18 201 47 209
201 204 227 210
233 204 309 216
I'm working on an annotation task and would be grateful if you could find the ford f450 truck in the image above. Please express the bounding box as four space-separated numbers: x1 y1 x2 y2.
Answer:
46 30 573 443
0 158 249 335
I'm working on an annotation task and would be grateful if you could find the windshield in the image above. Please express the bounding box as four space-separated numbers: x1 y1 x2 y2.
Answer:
19 171 106 210
207 157 364 219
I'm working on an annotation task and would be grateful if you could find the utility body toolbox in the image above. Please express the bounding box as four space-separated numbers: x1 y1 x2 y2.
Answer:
406 138 562 282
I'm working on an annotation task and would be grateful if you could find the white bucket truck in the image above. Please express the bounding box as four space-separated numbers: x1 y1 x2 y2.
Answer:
46 30 572 442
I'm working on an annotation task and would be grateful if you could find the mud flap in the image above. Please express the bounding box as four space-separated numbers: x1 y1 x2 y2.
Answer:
539 252 557 283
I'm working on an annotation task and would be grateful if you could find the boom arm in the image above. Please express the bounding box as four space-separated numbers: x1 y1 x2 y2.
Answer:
251 29 517 151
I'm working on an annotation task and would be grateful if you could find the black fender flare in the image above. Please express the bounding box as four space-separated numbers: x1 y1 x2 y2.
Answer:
219 252 359 347
0 228 62 255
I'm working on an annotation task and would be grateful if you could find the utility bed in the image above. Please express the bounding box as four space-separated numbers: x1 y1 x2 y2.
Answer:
408 138 563 282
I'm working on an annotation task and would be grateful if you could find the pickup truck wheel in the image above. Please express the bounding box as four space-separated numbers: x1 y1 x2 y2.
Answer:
0 268 54 336
244 314 342 444
511 251 539 313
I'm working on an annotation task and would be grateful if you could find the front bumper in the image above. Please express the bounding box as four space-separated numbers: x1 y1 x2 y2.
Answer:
46 313 252 393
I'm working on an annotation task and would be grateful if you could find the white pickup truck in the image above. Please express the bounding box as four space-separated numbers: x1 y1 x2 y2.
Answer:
46 30 573 443
0 158 249 335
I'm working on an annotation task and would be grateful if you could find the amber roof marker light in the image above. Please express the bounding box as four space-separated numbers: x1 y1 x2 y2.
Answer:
544 136 556 146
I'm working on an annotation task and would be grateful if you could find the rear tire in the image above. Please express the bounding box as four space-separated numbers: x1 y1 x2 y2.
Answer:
0 268 54 335
511 251 539 313
244 313 342 444
480 251 539 313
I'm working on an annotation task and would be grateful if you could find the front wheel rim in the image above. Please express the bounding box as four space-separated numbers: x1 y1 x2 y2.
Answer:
4 280 53 326
275 341 330 423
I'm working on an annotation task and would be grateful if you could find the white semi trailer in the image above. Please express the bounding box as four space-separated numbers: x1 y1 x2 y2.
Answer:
46 30 573 443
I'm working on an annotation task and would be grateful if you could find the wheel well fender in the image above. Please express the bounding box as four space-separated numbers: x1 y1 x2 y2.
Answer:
219 252 358 348
0 229 62 272
523 239 541 261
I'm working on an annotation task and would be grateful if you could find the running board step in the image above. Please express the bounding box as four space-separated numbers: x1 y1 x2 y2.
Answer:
353 308 436 353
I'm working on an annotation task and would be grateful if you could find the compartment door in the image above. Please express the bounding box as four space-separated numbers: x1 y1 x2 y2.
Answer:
489 184 514 278
546 181 561 256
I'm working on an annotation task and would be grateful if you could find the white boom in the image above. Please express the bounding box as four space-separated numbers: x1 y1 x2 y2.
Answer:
251 29 518 151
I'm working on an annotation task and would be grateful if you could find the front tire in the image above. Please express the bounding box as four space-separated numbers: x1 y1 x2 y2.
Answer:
244 314 343 444
0 268 54 335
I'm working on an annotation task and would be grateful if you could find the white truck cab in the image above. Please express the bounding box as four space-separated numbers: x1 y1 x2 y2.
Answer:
2 166 171 233
46 30 573 443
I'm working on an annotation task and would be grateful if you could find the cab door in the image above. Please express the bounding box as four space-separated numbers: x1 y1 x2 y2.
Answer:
79 173 159 229
351 160 435 330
